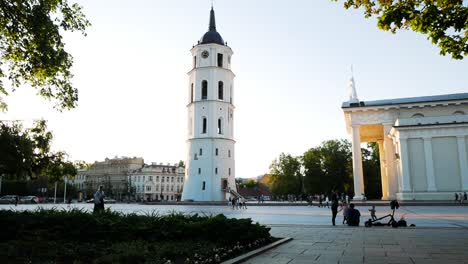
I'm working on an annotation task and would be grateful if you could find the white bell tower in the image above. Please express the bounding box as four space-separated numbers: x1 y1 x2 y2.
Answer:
182 7 237 201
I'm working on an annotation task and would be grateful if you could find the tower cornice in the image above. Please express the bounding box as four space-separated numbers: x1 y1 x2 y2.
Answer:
186 100 235 108
187 66 236 77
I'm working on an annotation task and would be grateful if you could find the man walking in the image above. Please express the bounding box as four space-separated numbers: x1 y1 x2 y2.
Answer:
331 191 339 226
93 186 105 213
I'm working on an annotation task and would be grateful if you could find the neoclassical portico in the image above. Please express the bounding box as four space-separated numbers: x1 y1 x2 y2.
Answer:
342 78 468 200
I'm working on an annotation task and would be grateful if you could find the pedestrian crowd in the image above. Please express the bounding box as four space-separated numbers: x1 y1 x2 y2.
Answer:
454 192 467 204
229 197 247 209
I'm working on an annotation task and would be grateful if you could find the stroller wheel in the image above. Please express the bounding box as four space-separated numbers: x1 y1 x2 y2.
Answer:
365 220 372 227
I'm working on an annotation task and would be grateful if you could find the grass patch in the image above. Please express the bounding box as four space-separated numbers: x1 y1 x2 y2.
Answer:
0 208 273 263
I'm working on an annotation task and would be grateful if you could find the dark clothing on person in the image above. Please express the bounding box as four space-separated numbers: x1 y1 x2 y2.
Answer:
347 208 361 226
331 192 339 226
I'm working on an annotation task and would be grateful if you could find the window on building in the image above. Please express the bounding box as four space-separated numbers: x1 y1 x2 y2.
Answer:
229 168 231 175
171 186 174 191
215 168 218 174
149 176 153 181
166 177 169 182
218 81 224 100
162 177 165 182
191 83 194 103
202 117 207 134
199 148 203 156
453 111 466 115
143 176 145 181
215 148 218 156
217 53 223 67
198 168 201 174
228 150 231 158
411 113 424 118
218 118 222 134
171 177 174 182
193 56 197 68
157 176 159 181
202 181 206 190
202 80 208 100
194 153 198 160
156 185 159 191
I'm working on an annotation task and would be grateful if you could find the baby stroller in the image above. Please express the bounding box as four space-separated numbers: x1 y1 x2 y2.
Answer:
364 200 399 227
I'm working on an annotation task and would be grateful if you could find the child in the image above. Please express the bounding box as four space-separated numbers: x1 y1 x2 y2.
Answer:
341 202 349 224
369 205 377 221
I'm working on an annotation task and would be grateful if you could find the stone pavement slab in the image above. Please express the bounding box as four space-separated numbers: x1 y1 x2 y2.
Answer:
243 226 468 264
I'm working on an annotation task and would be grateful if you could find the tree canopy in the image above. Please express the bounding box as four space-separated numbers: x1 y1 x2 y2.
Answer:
0 120 76 181
268 153 303 196
332 0 468 59
0 0 90 111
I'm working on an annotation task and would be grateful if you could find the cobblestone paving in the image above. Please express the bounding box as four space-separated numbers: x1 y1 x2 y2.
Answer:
245 226 468 264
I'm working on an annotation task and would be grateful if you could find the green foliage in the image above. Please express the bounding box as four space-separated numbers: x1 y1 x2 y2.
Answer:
0 209 273 263
0 0 91 111
332 0 468 59
269 153 303 196
239 178 258 188
303 139 353 194
0 120 76 181
362 142 382 199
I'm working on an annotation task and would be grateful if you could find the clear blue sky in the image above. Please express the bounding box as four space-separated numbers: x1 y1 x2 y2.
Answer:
3 0 468 178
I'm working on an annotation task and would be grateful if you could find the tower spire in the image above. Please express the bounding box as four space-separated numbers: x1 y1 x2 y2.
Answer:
348 65 359 103
209 5 216 31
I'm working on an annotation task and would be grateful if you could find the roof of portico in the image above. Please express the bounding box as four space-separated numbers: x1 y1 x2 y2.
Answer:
342 92 468 109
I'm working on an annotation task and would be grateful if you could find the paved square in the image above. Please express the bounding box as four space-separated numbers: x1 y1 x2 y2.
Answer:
244 226 468 264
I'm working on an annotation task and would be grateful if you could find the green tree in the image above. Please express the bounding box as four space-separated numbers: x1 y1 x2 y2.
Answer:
239 179 258 188
268 153 302 196
362 142 382 199
0 120 76 181
303 139 353 194
0 0 91 111
332 0 468 59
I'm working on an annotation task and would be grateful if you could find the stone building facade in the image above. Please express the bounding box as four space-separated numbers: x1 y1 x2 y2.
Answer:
82 157 144 199
128 163 185 201
342 75 468 200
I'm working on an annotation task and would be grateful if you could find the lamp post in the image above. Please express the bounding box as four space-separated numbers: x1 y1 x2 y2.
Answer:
63 175 68 203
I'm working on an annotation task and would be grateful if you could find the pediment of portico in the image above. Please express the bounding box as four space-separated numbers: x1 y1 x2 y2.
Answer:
344 109 397 135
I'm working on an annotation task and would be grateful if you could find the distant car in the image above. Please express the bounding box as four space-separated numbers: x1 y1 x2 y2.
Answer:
20 196 39 204
104 199 116 204
0 195 19 204
86 198 116 204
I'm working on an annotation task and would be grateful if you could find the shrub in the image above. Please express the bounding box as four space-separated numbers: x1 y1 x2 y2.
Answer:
0 209 273 263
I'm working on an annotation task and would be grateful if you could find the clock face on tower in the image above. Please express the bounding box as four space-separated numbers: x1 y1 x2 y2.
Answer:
201 50 209 59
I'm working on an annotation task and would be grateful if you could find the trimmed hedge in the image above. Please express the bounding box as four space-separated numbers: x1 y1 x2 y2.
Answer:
0 209 273 263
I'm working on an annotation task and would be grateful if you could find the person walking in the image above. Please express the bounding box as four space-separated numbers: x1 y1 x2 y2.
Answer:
455 192 459 202
369 205 377 220
331 191 339 226
93 186 105 213
464 192 467 203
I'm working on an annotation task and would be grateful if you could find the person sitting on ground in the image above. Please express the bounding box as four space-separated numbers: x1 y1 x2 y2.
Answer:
369 205 377 221
347 203 361 226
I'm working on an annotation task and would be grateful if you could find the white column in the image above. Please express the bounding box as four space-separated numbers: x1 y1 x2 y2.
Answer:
399 138 412 192
351 125 365 200
378 140 389 200
423 137 437 191
383 124 397 200
456 136 468 190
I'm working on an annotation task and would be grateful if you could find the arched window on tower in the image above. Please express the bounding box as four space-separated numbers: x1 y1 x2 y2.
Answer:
202 80 208 100
411 113 424 118
193 56 197 68
453 111 466 115
218 81 224 100
190 83 194 103
215 148 218 156
202 117 207 134
217 53 223 67
230 85 233 103
218 118 223 134
202 181 206 190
